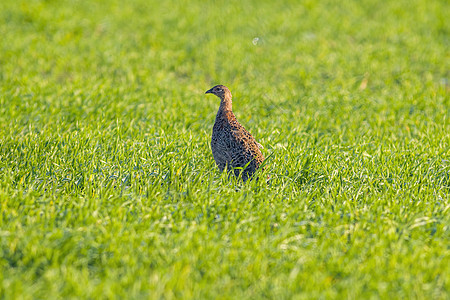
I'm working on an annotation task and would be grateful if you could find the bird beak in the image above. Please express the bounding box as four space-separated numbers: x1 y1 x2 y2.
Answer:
205 88 213 94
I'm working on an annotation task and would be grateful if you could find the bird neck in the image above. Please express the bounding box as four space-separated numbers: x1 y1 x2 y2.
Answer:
219 96 232 112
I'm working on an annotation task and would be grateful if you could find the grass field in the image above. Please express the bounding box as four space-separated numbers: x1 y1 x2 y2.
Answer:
1 0 449 298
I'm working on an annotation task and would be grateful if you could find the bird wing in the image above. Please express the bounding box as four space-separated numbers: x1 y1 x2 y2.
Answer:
228 125 264 166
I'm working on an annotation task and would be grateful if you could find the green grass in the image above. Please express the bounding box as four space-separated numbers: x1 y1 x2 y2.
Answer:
1 0 449 298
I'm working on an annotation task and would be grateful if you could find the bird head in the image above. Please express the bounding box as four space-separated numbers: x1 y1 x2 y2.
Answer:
205 85 232 100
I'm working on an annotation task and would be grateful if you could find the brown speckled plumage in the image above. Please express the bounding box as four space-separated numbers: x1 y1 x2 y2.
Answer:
205 85 264 181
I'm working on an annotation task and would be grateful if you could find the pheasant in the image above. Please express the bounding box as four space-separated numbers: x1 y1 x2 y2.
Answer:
205 85 264 181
